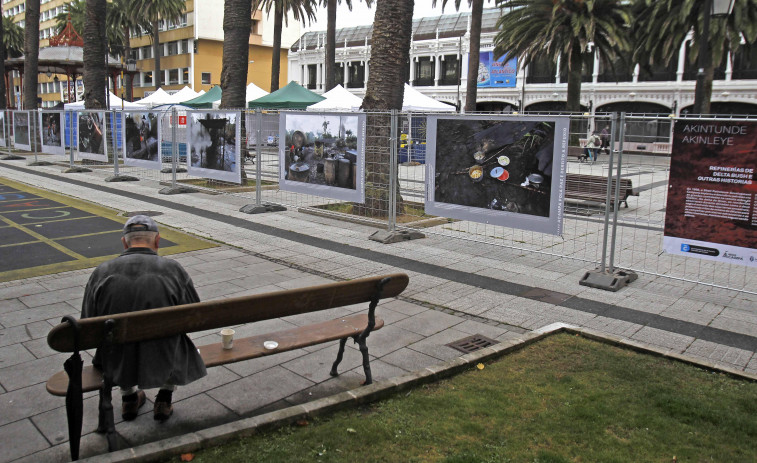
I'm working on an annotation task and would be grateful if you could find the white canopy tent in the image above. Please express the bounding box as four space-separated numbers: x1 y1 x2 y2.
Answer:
306 85 362 111
168 86 201 103
246 82 269 103
402 84 456 112
134 88 173 108
64 92 146 110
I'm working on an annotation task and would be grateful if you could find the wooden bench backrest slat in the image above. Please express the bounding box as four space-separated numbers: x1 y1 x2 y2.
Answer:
47 273 409 353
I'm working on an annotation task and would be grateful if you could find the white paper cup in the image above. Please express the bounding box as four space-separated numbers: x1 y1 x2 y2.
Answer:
220 328 235 350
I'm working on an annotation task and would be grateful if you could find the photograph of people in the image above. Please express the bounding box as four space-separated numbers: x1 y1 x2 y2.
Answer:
124 113 159 163
78 112 105 156
42 112 62 147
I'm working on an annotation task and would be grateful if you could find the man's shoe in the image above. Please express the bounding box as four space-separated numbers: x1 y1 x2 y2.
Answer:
154 401 173 422
121 390 146 421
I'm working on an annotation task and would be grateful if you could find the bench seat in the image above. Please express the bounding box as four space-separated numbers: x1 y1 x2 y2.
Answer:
46 313 383 397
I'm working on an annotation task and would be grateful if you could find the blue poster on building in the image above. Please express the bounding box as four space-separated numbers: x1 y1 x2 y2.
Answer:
477 51 517 88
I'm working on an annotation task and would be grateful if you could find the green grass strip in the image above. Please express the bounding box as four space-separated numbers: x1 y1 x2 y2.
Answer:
182 334 757 463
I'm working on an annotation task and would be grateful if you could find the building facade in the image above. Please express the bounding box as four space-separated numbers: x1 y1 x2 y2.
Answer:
288 8 757 117
3 0 301 106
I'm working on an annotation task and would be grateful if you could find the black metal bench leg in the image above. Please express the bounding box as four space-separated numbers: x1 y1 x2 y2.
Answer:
355 336 372 385
329 337 348 377
96 378 118 451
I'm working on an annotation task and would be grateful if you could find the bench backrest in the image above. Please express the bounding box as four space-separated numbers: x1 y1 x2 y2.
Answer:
566 173 634 196
48 273 409 353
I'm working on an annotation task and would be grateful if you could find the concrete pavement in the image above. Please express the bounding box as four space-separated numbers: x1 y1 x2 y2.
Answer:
0 158 755 462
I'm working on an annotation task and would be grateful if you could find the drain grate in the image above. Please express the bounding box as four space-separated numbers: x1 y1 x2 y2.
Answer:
123 211 163 217
447 334 499 354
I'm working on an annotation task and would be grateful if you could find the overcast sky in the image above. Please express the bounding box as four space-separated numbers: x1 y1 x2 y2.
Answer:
304 2 474 32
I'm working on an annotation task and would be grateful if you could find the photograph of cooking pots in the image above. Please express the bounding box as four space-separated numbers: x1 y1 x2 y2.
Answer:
77 112 107 161
187 111 241 184
279 112 366 203
425 115 570 236
13 111 31 150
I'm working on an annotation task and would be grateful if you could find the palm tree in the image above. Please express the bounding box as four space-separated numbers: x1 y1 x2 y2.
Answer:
321 0 373 92
0 6 5 110
633 0 757 114
1 15 23 107
107 0 150 101
360 0 414 216
493 0 632 112
3 16 24 57
252 0 318 92
58 0 146 101
83 0 107 108
140 0 185 90
22 0 40 110
432 0 485 112
220 0 252 109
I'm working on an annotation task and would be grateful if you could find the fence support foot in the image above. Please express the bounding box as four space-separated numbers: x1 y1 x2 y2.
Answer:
160 167 187 174
579 268 637 292
63 166 92 173
369 230 425 244
159 185 198 195
105 174 139 182
239 203 287 214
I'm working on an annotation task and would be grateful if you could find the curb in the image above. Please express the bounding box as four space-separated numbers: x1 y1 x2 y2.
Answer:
77 323 757 462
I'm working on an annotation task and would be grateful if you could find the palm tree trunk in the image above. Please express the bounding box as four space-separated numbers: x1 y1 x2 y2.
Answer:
153 19 162 89
463 0 483 112
123 25 133 101
0 3 6 110
270 3 283 92
693 4 713 114
359 0 413 217
566 46 583 112
324 0 337 92
83 0 107 109
23 0 40 110
220 0 251 109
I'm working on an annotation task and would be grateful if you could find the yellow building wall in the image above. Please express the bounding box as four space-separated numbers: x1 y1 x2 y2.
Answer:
191 40 289 94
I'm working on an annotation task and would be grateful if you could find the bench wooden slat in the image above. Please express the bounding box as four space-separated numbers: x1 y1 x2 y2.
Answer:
48 273 408 353
46 313 384 396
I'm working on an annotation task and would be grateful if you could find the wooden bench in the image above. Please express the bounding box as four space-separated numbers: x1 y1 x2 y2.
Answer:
46 273 409 461
565 173 638 209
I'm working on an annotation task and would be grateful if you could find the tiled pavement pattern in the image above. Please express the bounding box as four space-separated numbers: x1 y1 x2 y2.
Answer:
0 160 756 462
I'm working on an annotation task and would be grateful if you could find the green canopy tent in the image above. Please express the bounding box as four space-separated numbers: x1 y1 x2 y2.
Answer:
183 85 222 109
248 81 325 109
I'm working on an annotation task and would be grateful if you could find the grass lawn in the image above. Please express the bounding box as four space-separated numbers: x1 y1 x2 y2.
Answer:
176 334 757 462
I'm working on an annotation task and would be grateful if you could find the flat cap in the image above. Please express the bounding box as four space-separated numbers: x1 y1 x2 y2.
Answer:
123 215 159 234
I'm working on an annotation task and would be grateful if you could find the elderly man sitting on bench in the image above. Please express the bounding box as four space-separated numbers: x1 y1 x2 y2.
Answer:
81 215 207 422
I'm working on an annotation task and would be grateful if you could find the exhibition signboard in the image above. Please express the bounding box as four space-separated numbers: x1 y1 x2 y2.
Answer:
477 51 517 88
186 111 241 184
77 111 108 162
0 111 6 146
13 111 31 151
122 111 161 170
39 111 65 155
278 112 366 203
663 120 757 267
425 115 569 235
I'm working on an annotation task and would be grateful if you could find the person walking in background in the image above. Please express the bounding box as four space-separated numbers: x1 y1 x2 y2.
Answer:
585 131 601 163
600 125 610 155
81 215 207 422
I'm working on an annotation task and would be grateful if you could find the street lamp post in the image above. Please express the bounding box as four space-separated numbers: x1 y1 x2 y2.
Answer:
693 0 735 114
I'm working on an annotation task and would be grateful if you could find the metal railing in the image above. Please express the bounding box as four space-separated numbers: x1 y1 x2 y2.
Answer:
2 108 754 296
